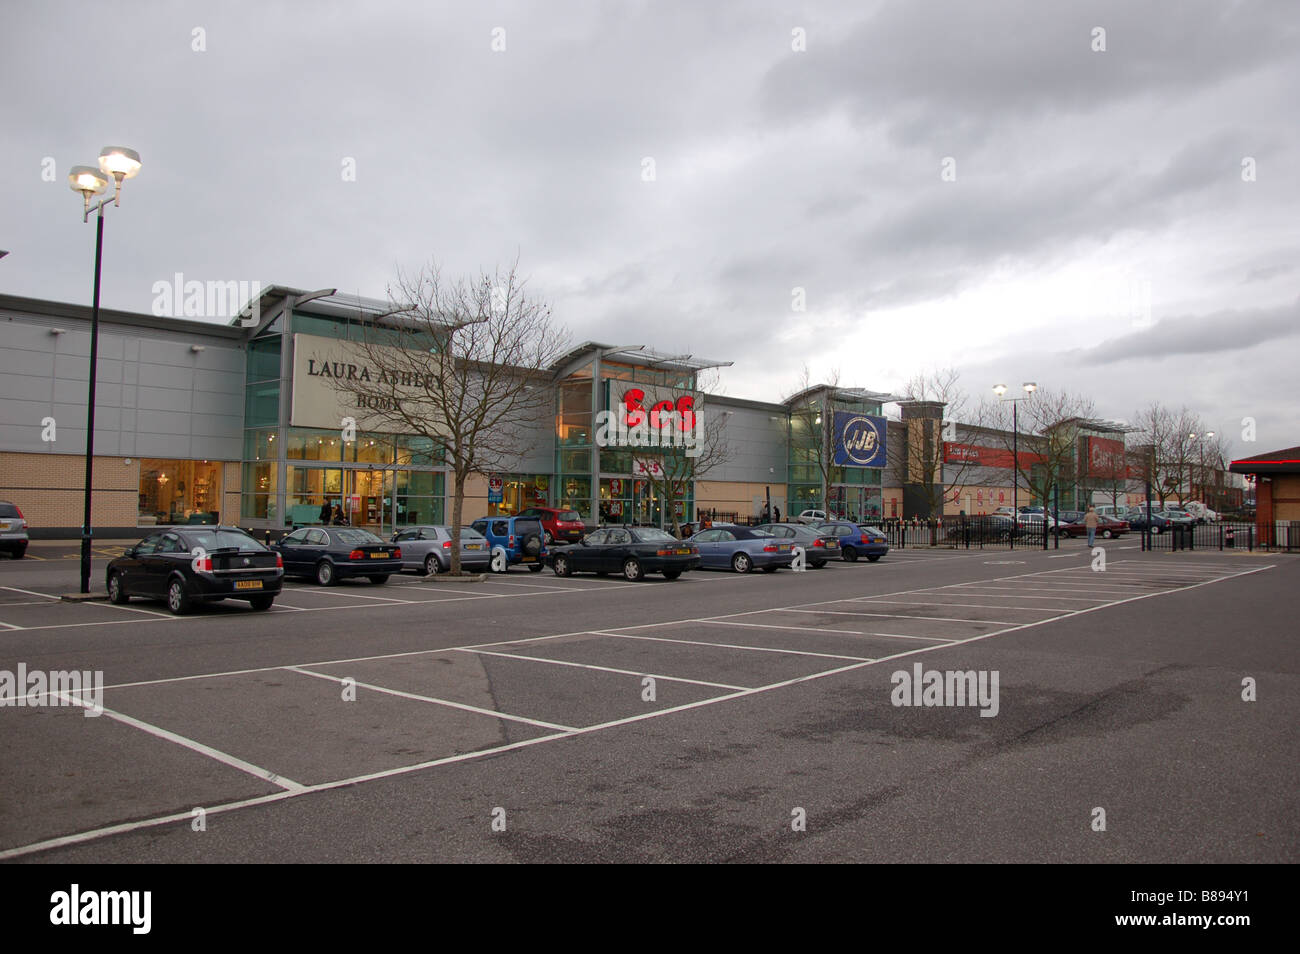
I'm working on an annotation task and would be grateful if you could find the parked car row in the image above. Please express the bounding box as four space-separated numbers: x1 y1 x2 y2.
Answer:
99 511 894 614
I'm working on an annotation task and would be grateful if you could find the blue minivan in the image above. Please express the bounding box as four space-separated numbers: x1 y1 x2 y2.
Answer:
469 515 548 572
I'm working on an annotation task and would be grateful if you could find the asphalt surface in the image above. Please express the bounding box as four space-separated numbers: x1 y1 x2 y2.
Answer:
0 540 1294 863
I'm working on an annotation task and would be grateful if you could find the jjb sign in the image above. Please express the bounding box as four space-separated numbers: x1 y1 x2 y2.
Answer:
832 412 887 468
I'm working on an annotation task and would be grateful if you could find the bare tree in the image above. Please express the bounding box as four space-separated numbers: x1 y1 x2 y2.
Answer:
626 371 734 537
977 388 1099 509
890 367 979 518
1132 402 1231 509
318 259 569 573
785 365 842 516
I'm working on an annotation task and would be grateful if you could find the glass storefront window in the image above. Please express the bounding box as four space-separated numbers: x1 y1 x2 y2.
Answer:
244 381 279 427
395 434 440 467
246 336 281 382
489 474 549 516
244 429 276 461
138 459 223 526
558 476 591 520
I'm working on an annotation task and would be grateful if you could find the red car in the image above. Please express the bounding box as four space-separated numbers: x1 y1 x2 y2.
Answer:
517 506 586 545
1061 514 1129 539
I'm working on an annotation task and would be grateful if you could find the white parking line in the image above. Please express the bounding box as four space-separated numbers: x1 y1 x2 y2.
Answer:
286 667 578 732
1 560 1273 860
1 586 61 600
588 630 876 661
774 608 1023 626
47 690 304 793
455 648 748 691
685 618 962 642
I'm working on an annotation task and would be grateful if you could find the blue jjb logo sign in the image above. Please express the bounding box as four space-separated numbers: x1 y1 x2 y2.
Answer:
833 412 887 467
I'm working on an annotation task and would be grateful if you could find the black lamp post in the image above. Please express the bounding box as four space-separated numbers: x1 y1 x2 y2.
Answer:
993 382 1037 549
68 147 143 594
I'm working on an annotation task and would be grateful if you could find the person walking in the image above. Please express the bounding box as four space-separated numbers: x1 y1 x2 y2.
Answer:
774 505 781 523
1084 505 1099 547
318 500 332 524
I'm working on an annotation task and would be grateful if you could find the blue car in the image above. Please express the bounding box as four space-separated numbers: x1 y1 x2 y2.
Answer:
688 525 795 573
469 514 548 572
816 522 890 562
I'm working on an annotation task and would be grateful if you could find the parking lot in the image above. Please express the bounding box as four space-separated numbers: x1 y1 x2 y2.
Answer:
1 543 1295 863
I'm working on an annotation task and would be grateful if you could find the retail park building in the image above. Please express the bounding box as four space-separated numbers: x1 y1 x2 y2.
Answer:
1 288 1205 538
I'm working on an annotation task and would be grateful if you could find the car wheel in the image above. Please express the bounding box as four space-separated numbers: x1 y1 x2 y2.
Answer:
867 555 882 562
249 594 274 611
761 565 779 573
107 572 129 604
1102 529 1114 539
662 569 682 580
553 554 572 577
842 547 858 562
528 563 545 573
315 561 337 586
12 546 25 559
731 552 752 573
369 575 389 584
623 557 645 581
166 578 191 615
423 554 441 576
811 560 827 569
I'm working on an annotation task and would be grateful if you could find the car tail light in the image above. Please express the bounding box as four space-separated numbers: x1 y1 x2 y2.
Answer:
196 556 213 572
394 548 401 559
813 539 824 547
763 545 778 552
442 540 452 549
508 535 515 547
657 549 673 556
349 549 365 560
275 554 283 568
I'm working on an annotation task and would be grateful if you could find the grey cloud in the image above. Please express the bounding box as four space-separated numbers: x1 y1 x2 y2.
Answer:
1074 298 1300 364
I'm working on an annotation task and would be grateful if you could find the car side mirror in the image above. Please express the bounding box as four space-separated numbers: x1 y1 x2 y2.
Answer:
124 546 136 558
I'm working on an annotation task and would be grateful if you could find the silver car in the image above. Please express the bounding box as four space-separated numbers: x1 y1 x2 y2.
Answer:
391 525 491 575
0 501 29 559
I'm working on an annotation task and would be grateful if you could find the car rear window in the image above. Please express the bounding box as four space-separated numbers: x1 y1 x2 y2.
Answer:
557 511 581 522
182 529 265 551
0 503 20 517
459 528 486 540
632 528 676 543
860 526 884 536
514 518 543 534
335 529 384 545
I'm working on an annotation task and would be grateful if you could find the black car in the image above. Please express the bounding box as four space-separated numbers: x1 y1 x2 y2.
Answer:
752 522 843 567
272 526 402 585
548 526 700 581
106 526 283 615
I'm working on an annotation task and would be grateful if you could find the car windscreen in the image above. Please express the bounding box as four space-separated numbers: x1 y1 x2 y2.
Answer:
631 528 676 543
557 511 581 522
182 529 265 551
335 529 384 545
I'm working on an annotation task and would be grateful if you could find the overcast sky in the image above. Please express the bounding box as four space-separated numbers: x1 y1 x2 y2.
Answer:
3 0 1296 459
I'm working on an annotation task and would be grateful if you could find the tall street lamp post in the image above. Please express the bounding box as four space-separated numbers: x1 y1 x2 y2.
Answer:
993 382 1037 549
67 146 143 594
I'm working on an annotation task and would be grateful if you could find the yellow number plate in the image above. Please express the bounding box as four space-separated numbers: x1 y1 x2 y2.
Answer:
465 544 482 550
235 580 263 590
370 552 388 559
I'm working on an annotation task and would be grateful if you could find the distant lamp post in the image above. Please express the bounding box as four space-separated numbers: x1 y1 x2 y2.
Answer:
1189 431 1217 508
993 382 1037 545
68 145 143 593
